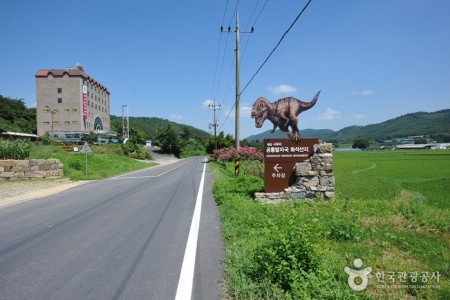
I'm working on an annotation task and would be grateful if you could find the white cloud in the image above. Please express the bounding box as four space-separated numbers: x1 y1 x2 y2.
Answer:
267 84 297 95
315 108 342 121
241 102 252 117
360 90 374 96
202 99 214 108
171 114 183 120
351 90 374 96
350 113 366 119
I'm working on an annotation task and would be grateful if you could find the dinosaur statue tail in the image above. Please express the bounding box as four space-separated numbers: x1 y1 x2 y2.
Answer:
300 90 320 111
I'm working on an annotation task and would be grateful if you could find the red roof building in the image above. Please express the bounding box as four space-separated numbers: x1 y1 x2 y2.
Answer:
35 64 110 137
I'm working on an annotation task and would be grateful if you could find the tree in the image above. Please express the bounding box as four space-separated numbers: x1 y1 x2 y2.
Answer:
352 138 369 149
414 137 427 144
0 95 36 133
205 131 234 154
156 124 182 158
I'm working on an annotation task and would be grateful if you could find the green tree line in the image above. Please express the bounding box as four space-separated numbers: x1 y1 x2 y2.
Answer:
0 95 36 134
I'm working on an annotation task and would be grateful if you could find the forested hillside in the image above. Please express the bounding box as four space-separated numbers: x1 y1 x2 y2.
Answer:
245 109 450 143
0 95 36 134
110 115 210 142
327 109 450 142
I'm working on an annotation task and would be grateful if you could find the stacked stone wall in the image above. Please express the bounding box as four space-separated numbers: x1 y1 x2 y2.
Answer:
0 159 64 180
255 143 334 203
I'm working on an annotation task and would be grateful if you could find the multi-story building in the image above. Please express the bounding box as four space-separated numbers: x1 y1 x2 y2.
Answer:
35 64 110 137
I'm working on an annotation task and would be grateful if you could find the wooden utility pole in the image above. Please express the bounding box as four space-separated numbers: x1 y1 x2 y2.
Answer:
235 11 241 150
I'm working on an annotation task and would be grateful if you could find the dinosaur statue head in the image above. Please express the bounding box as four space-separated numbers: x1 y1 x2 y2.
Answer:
251 97 272 128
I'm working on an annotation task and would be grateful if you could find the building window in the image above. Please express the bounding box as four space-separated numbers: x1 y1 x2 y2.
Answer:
64 109 70 112
57 88 62 93
58 98 62 103
64 121 70 124
71 109 77 112
43 121 49 125
44 109 49 112
72 121 78 124
53 121 59 125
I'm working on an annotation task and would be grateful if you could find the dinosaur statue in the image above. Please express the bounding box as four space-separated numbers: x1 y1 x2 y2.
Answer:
251 91 320 141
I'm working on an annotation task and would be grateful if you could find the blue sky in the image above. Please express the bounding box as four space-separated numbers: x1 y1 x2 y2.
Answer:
1 0 449 138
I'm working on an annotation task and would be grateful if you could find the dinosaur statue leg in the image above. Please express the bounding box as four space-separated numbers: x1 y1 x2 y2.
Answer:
271 123 278 133
290 117 301 141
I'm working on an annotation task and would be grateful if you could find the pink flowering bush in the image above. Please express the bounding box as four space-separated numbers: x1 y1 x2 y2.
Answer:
211 147 264 162
210 147 264 177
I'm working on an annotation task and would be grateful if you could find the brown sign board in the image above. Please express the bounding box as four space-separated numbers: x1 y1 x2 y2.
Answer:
264 138 319 193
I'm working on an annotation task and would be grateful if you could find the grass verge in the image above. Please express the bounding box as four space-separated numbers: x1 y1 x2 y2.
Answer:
211 150 450 299
30 144 156 180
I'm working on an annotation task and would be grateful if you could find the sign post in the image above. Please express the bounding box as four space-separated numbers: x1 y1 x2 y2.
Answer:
264 138 318 193
81 142 92 176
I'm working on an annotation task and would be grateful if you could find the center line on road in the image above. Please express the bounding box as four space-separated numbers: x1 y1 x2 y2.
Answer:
175 159 207 300
110 158 197 180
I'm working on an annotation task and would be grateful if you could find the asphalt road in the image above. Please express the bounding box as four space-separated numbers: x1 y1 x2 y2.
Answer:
0 157 224 300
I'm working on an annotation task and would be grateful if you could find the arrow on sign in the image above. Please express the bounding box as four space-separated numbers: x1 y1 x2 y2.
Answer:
274 163 282 173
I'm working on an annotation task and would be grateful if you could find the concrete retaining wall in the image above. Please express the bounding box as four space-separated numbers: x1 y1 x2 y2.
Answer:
0 159 64 180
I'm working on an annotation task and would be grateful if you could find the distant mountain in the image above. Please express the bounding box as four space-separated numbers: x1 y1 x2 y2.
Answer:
110 115 211 141
327 109 450 142
245 128 335 141
245 109 450 142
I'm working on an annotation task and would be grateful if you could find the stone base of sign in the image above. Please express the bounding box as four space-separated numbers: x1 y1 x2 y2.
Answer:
0 159 64 180
256 142 334 203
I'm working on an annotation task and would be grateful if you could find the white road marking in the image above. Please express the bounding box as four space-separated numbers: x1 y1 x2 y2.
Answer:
175 160 207 300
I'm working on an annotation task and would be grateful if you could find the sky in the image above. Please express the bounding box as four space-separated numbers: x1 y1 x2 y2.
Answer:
1 0 449 139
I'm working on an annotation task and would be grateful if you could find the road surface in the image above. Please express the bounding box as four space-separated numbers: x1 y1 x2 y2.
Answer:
0 157 224 300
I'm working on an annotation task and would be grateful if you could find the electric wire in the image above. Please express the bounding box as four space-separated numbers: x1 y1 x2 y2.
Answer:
239 0 313 97
210 0 230 101
219 0 270 132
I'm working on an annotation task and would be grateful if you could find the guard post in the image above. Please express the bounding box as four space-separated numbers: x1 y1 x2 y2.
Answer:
235 159 240 176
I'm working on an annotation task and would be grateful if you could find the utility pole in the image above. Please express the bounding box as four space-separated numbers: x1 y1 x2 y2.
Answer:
221 11 254 150
45 105 56 138
208 100 221 150
235 11 241 150
221 11 254 176
122 105 129 139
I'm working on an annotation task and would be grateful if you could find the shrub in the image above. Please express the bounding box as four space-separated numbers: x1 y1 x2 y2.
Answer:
68 159 83 171
42 132 51 145
328 213 365 242
0 139 31 159
252 224 319 292
211 147 264 162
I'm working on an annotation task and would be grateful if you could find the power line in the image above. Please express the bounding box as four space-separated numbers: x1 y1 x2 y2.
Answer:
240 0 269 64
240 0 313 96
211 0 232 101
